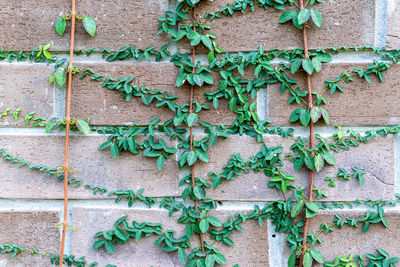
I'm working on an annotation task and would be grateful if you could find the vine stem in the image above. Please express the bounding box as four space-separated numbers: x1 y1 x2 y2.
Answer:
298 0 315 265
190 4 206 259
59 0 76 266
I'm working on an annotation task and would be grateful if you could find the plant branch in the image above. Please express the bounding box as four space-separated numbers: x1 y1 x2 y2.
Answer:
59 0 76 266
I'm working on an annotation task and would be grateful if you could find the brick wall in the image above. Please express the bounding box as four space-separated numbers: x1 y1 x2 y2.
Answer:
0 0 400 266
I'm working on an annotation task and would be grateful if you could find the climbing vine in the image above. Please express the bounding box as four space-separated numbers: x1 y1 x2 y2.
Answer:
1 0 400 266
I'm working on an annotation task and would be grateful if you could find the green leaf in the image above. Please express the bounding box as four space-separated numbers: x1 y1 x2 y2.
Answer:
45 118 61 133
207 216 222 227
310 249 324 264
110 143 120 158
302 59 314 75
157 155 165 170
322 151 336 165
187 113 198 127
310 106 321 123
289 108 302 123
213 253 226 264
320 107 330 124
315 53 332 63
193 185 205 200
185 224 193 238
92 240 105 249
303 252 313 267
314 154 324 172
300 109 310 127
205 255 214 267
82 16 96 37
312 57 322 72
199 218 209 233
288 254 296 267
187 150 197 166
178 247 186 263
201 35 212 49
305 202 319 213
104 241 116 255
199 72 214 85
279 10 296 23
291 58 302 74
55 17 67 35
311 9 323 27
196 149 209 162
298 8 311 25
76 119 90 135
55 68 66 87
291 200 304 217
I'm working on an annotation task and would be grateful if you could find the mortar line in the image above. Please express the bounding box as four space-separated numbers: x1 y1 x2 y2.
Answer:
375 0 388 48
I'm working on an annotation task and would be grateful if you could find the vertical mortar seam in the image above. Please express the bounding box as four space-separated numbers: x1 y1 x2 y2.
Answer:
375 0 388 47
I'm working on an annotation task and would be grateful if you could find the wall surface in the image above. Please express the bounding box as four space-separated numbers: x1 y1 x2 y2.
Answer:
0 0 400 266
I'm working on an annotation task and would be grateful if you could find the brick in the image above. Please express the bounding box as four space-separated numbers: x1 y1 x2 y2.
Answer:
71 62 185 125
71 206 269 266
206 208 270 267
0 210 60 266
71 206 185 266
0 135 180 199
0 0 168 51
195 134 395 201
183 0 375 52
387 0 400 49
268 63 400 126
282 209 400 264
0 63 54 127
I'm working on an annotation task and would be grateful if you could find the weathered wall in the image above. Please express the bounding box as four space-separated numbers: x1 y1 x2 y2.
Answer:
0 0 400 266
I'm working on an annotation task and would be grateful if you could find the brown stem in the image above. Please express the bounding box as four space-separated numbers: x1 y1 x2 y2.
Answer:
189 5 206 259
59 1 76 266
298 0 315 266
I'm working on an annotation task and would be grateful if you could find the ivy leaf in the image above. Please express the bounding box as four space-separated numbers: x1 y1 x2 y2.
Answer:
178 247 186 263
303 252 313 267
299 109 310 126
279 10 296 23
205 255 214 267
196 149 209 162
320 107 330 124
45 118 61 133
291 58 302 74
311 9 323 27
322 151 336 165
55 17 67 36
291 200 304 217
314 154 324 172
310 249 324 264
104 241 116 255
207 216 222 227
199 218 209 233
305 202 319 213
187 113 198 127
110 143 120 158
157 155 165 170
302 59 314 75
193 185 205 199
310 106 321 123
312 57 322 72
76 119 90 136
298 8 311 25
55 68 66 87
288 254 296 267
82 16 96 37
187 151 197 166
201 35 212 49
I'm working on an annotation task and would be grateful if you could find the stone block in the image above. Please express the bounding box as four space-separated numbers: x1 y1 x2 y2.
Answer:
0 135 180 199
0 0 169 51
0 63 54 127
